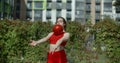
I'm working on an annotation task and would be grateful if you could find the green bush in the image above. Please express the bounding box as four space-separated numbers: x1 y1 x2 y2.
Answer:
0 20 52 63
0 20 88 63
0 18 120 63
92 18 120 63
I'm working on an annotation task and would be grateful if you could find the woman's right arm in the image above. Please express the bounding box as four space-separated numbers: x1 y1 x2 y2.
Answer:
29 32 53 46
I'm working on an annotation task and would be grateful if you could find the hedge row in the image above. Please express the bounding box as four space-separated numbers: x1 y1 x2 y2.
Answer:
0 18 120 63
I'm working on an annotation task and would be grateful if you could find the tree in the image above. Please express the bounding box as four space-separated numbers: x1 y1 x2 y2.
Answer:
113 0 120 6
0 0 12 19
13 0 17 20
113 0 120 13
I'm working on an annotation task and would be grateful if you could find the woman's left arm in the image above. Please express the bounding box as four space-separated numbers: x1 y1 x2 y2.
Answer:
56 33 70 47
51 33 70 53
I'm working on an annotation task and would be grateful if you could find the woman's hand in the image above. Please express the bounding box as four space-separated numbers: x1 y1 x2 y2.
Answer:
29 40 37 46
49 45 57 54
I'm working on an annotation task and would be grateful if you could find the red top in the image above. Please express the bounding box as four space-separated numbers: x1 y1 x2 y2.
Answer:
49 32 67 46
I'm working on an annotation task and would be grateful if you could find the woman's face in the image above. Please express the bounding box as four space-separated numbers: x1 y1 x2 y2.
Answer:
56 18 64 27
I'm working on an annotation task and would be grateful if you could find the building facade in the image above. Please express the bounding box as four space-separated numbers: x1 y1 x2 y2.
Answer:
113 0 120 21
0 0 119 24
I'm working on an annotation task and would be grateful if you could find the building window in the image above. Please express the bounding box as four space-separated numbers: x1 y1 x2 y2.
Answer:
28 0 32 1
47 2 52 9
67 9 71 21
34 1 43 9
66 2 71 10
86 4 91 11
76 2 84 10
47 0 52 2
46 10 51 18
95 5 100 11
96 19 100 23
85 13 90 19
116 6 120 13
67 0 71 3
104 3 112 12
95 0 100 3
67 18 71 21
86 0 91 3
66 10 71 18
96 13 100 19
34 10 42 21
75 18 85 23
104 0 112 2
56 2 62 9
57 10 61 17
76 0 84 2
26 10 32 19
75 10 84 18
56 0 62 2
27 1 32 9
117 13 120 18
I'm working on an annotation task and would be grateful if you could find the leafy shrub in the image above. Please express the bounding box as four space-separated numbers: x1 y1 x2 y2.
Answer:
0 18 120 63
0 20 52 63
92 18 120 63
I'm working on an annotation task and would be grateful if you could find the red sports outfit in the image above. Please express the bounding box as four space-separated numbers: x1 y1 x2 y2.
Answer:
47 32 67 63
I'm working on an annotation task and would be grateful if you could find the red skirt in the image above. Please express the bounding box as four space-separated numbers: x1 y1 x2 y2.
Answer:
47 50 67 63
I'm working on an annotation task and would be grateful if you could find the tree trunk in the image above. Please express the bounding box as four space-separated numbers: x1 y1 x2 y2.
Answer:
13 0 17 20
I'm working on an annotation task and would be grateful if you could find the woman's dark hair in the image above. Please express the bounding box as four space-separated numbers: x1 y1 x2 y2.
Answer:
56 17 67 30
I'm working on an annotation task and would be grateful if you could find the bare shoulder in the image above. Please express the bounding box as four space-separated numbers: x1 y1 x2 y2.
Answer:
49 32 54 35
64 32 70 36
46 32 54 38
62 32 70 41
64 32 70 38
47 32 54 36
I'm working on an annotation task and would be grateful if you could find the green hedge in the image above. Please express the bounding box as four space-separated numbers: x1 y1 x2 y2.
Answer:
0 18 120 63
92 18 120 63
0 20 52 63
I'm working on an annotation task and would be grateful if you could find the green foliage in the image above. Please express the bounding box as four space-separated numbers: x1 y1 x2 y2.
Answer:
92 18 120 63
0 20 52 63
66 21 86 63
113 0 120 6
0 18 120 63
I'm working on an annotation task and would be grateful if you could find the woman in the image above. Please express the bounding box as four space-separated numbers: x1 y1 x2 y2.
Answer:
29 17 70 63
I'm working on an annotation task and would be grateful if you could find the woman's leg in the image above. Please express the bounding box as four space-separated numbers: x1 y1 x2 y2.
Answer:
47 50 67 63
53 50 67 63
47 53 53 63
